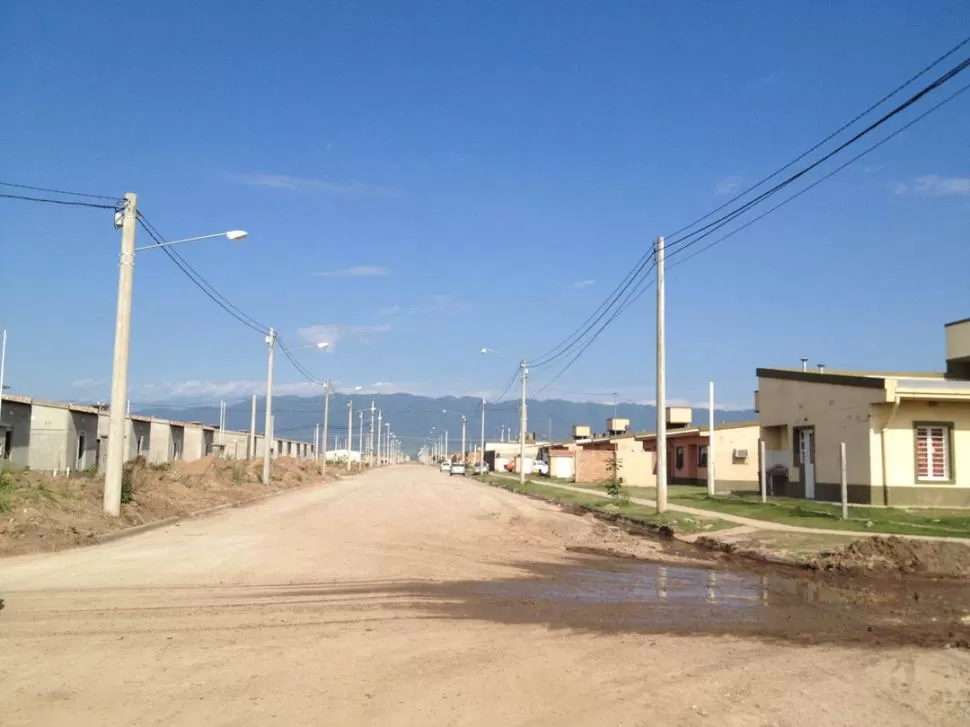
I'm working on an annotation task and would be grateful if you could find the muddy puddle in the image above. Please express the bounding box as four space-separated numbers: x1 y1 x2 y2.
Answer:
427 556 970 648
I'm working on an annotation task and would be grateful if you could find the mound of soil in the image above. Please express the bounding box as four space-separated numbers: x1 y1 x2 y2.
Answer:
813 536 970 578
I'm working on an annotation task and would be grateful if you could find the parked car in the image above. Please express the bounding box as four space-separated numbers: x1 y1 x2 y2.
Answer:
473 462 489 475
531 460 549 476
439 461 451 472
449 462 466 476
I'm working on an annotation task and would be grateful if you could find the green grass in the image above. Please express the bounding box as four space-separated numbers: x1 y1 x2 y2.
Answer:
569 480 970 538
484 475 733 534
0 470 60 513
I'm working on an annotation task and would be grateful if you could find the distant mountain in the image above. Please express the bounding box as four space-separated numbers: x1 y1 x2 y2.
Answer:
131 393 756 455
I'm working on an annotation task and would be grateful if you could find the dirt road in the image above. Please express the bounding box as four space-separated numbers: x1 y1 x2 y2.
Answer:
1 467 968 726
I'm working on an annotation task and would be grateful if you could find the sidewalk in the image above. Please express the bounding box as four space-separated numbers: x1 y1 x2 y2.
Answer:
489 473 970 544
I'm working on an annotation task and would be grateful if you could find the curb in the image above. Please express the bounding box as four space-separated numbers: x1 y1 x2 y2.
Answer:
94 478 338 546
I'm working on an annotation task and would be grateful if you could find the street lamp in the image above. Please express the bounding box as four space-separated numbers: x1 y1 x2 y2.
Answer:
262 335 328 485
103 191 249 516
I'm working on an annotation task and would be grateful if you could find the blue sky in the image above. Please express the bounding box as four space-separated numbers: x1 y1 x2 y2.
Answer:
2 0 968 410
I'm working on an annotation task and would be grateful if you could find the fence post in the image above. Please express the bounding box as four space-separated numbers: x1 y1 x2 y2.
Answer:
759 439 767 503
840 442 848 519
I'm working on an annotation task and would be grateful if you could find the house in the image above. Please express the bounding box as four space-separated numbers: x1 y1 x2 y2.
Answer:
755 318 970 507
637 420 760 492
0 394 33 469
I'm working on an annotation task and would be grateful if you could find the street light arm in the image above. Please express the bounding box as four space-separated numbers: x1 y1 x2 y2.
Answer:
135 230 247 252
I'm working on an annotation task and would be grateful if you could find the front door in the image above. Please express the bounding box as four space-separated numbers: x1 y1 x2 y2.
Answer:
798 428 816 499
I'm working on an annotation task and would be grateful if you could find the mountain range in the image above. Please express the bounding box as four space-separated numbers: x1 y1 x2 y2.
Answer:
131 394 756 455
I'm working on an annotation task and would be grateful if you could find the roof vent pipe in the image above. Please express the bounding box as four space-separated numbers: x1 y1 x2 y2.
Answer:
801 357 808 372
818 363 826 373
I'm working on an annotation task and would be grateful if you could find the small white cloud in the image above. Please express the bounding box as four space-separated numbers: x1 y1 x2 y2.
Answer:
716 176 744 196
572 280 596 289
893 175 970 197
380 295 461 316
313 265 390 278
297 323 393 349
227 172 398 197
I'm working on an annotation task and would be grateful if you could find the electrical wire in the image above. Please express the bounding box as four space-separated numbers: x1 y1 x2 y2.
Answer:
664 80 970 270
136 213 270 336
0 192 117 209
663 54 970 255
664 34 970 243
0 180 121 200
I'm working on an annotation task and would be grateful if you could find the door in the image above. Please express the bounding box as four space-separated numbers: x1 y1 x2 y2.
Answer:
798 428 815 499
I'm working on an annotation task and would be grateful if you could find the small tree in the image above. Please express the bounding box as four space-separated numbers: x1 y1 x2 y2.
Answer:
604 450 623 499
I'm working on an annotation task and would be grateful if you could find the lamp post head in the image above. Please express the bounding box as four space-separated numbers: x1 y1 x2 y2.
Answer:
226 230 248 241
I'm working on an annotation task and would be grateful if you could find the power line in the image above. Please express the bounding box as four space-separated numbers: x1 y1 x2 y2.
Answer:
136 213 270 336
0 191 117 209
664 54 970 255
0 180 120 201
664 79 970 270
664 34 970 243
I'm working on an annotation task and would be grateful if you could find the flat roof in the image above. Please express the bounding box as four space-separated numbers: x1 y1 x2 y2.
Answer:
636 420 759 440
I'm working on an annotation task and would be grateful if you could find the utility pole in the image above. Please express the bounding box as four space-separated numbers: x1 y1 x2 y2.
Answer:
249 394 257 459
480 395 486 474
369 401 376 467
314 423 320 462
707 381 716 496
461 415 467 463
519 359 528 485
321 378 331 472
219 400 226 448
346 400 353 472
384 421 390 463
0 329 7 453
104 192 138 517
656 236 667 513
376 410 383 465
612 392 618 419
358 410 364 469
444 430 449 462
262 328 276 485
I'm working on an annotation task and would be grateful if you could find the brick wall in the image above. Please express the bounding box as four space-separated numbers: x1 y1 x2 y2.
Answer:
576 447 614 483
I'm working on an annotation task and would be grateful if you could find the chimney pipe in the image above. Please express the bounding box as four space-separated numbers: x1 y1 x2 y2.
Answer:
817 363 826 373
800 357 808 372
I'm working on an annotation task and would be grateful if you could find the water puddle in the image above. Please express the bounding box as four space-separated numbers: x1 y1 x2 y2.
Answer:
437 557 970 647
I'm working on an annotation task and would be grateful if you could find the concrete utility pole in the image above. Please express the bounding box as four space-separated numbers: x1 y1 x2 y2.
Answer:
384 421 390 463
219 400 226 447
262 328 276 485
376 410 383 465
480 395 486 473
707 381 716 496
461 415 467 463
249 394 257 459
346 400 353 472
358 410 364 469
369 401 376 467
444 430 449 462
314 423 320 462
0 329 7 452
519 359 528 485
655 236 667 513
104 192 138 517
321 378 331 472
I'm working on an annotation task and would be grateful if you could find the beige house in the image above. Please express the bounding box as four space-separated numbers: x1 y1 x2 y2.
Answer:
756 318 970 507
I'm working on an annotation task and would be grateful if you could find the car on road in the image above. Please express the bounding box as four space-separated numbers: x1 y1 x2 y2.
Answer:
473 463 489 475
531 460 549 476
449 462 466 476
439 461 451 472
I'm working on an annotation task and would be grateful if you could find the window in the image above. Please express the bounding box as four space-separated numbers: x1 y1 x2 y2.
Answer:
915 425 951 481
675 446 684 470
698 445 708 468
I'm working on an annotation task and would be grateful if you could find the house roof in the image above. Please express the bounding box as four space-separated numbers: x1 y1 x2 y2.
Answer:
756 367 942 389
635 420 759 442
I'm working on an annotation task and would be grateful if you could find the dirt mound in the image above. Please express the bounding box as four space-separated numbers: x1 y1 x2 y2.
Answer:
814 536 970 578
177 455 219 476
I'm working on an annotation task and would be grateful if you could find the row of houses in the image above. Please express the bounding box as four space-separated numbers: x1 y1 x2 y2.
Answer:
0 395 315 473
493 318 970 508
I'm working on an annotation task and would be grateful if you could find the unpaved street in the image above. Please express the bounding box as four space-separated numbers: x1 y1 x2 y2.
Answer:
1 467 968 726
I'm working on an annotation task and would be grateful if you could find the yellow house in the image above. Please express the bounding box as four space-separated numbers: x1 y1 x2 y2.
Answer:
756 318 970 507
